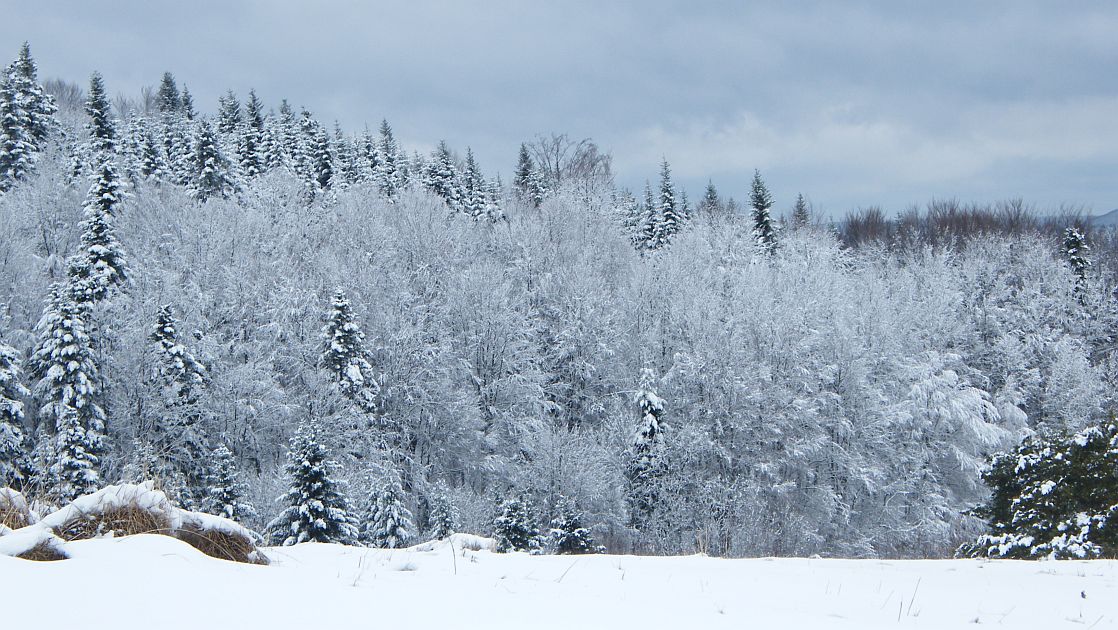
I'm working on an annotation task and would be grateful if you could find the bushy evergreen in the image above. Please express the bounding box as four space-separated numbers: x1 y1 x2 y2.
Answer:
1063 227 1090 291
376 120 401 199
791 193 810 228
426 490 458 540
268 422 359 545
960 422 1118 559
0 342 31 488
239 89 265 178
67 162 130 304
84 72 116 160
549 496 603 554
157 72 181 114
203 444 256 523
364 476 415 548
494 492 541 553
190 120 238 202
424 141 461 209
656 159 683 246
321 288 377 413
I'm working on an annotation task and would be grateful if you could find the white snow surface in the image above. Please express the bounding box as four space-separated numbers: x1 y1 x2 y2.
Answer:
2 535 1118 629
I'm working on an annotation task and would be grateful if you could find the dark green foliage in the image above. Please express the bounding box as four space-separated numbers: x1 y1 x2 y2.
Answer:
85 72 115 158
268 422 359 545
494 493 540 553
157 72 181 114
1064 227 1090 292
627 368 665 528
960 422 1118 559
67 162 130 304
203 445 256 523
0 342 31 488
549 496 603 554
750 169 777 252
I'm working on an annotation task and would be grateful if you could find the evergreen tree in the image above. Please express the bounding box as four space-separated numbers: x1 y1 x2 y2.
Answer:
52 404 101 502
549 496 602 554
0 342 31 488
424 140 461 209
67 162 130 304
30 285 105 498
791 193 810 228
656 159 683 246
321 288 377 413
1064 227 1090 292
376 119 401 200
0 62 36 192
484 178 504 222
84 72 116 160
308 121 333 192
426 490 458 540
156 72 181 115
12 43 57 146
268 422 359 545
180 85 195 120
700 180 720 215
239 89 264 178
635 181 659 252
138 124 167 180
750 169 777 252
494 492 541 553
203 444 256 523
513 143 545 208
217 90 242 137
461 147 485 219
960 422 1118 559
626 368 665 528
364 476 415 548
190 120 238 202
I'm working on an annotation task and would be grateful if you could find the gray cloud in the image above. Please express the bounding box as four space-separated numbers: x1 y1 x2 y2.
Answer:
3 0 1115 214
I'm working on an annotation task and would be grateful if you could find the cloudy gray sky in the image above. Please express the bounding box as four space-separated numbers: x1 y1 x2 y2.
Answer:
4 1 1116 215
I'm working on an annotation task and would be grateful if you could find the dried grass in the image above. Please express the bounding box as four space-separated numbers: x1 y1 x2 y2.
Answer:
53 504 175 542
174 522 268 565
15 539 69 562
0 488 33 531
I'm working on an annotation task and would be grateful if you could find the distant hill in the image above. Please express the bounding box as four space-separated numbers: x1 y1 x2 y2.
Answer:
1088 209 1118 227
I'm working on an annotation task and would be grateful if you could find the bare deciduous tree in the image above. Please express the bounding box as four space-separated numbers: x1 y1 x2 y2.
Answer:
527 133 612 188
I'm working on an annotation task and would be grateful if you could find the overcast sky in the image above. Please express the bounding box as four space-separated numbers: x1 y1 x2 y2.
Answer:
4 1 1116 215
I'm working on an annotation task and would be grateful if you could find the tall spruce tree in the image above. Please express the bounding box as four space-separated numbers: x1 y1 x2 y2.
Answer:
461 147 485 218
84 72 116 160
364 476 415 548
67 162 130 305
424 141 461 209
216 90 242 137
626 368 665 528
0 342 31 488
1063 227 1090 293
656 159 682 246
321 288 377 413
30 285 105 499
791 193 810 228
190 120 238 202
268 422 359 545
156 72 181 115
750 169 777 252
513 143 544 208
179 85 195 120
239 89 265 178
12 43 57 147
376 119 401 199
0 62 36 192
426 490 458 540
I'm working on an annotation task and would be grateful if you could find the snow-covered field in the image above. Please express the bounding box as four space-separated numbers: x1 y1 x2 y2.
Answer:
2 535 1116 629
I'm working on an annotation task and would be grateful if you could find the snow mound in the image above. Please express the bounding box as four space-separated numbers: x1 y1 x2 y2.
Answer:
407 532 497 553
0 487 37 530
40 481 179 540
0 524 68 561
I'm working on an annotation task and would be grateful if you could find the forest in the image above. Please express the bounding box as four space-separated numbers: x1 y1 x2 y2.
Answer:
2 42 1116 560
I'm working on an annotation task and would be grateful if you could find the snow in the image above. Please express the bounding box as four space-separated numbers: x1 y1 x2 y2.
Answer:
2 535 1117 628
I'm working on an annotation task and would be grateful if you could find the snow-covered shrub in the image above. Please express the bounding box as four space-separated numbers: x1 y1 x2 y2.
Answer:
0 487 35 530
493 493 541 553
175 509 267 565
39 481 178 541
549 496 604 555
960 422 1118 559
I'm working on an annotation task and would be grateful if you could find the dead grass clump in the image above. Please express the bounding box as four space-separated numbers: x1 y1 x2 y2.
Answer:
15 539 69 562
175 522 268 565
0 488 33 531
53 505 174 542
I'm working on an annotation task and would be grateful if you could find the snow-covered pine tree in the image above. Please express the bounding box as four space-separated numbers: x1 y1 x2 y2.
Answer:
67 161 130 305
321 288 378 413
364 476 415 548
332 122 358 187
513 143 538 207
635 181 659 252
12 43 57 148
699 180 720 216
0 342 31 488
461 147 485 219
156 72 181 115
376 119 401 200
308 122 333 193
203 444 256 523
426 490 458 540
494 493 541 553
190 120 238 202
960 422 1118 559
791 193 810 229
750 169 777 252
424 140 461 210
216 90 242 138
30 285 105 499
148 305 209 502
1063 227 1090 293
239 89 264 178
268 422 359 545
0 61 36 193
179 85 195 120
84 72 116 162
52 404 101 502
484 178 504 222
549 496 603 554
656 159 683 246
138 124 167 181
626 368 666 528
